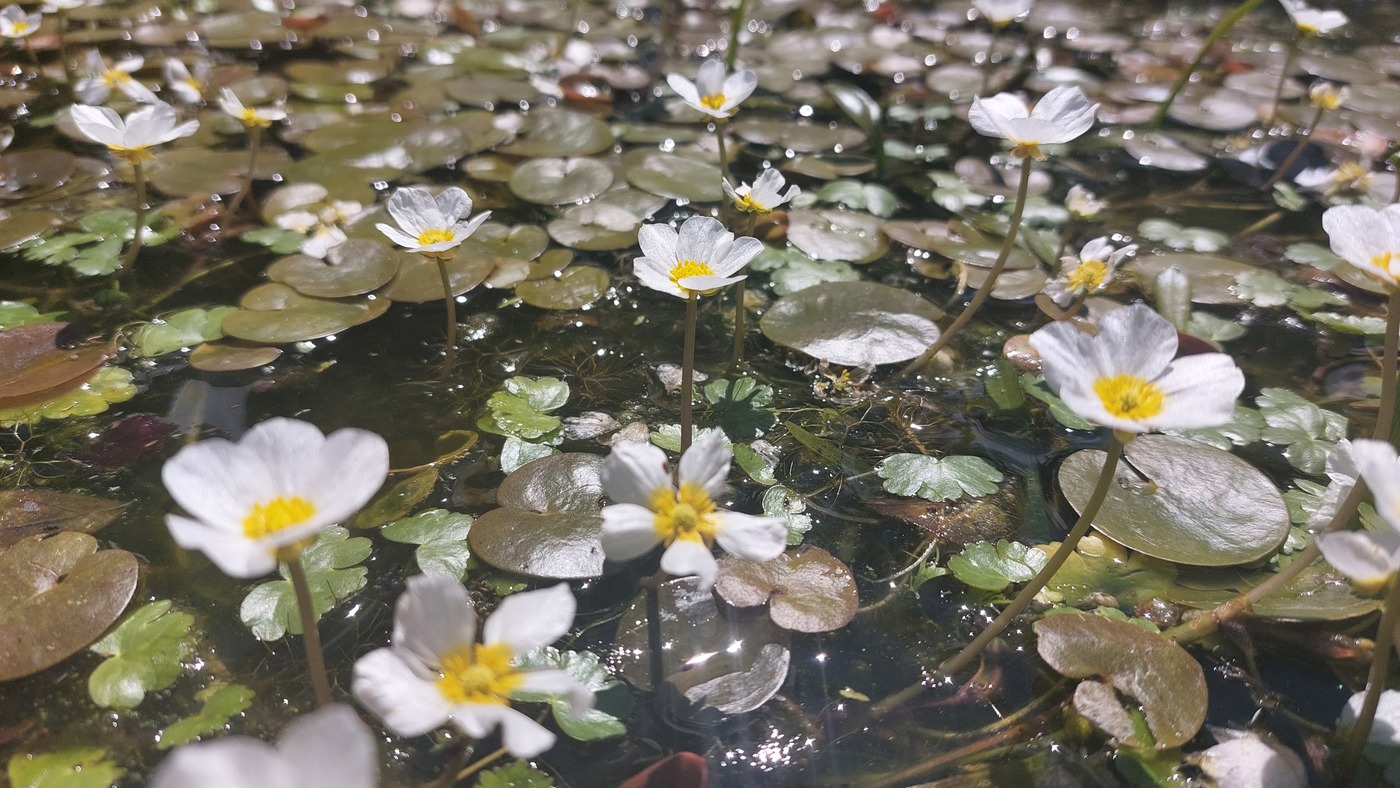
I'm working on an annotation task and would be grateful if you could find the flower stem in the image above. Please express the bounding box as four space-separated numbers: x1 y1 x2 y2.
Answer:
1149 0 1267 129
714 120 732 194
897 157 1034 381
435 254 458 382
286 554 332 707
121 160 147 272
225 124 263 219
1268 31 1301 128
453 746 508 784
1263 105 1326 191
724 0 749 71
57 11 78 99
1336 572 1400 783
681 291 697 454
730 212 757 368
935 433 1127 679
1375 287 1400 442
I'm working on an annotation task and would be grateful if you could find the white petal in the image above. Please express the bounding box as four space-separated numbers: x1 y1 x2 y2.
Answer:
483 583 575 653
351 648 452 737
715 511 788 561
1148 354 1245 431
1091 303 1177 380
162 438 278 531
150 738 291 788
678 429 731 498
278 704 378 788
70 104 125 147
600 503 662 561
660 539 718 589
497 706 559 757
677 216 731 266
635 257 686 298
1353 438 1400 532
1317 530 1400 586
1026 319 1094 395
391 574 477 667
720 69 758 109
677 273 745 292
386 187 439 237
434 187 474 222
601 439 671 505
666 74 700 107
1028 86 1097 141
637 223 678 263
165 514 278 578
694 59 726 97
967 93 1027 139
302 428 390 526
713 235 764 276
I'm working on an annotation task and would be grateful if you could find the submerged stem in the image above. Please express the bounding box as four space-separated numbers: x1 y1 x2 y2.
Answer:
435 254 458 382
714 120 732 192
121 160 147 272
453 747 508 785
287 554 333 707
1375 288 1400 441
225 124 263 218
1263 104 1326 191
730 212 757 367
897 157 1034 381
724 0 749 71
1268 31 1301 128
1149 0 1267 129
935 433 1127 679
1336 573 1400 783
681 292 697 454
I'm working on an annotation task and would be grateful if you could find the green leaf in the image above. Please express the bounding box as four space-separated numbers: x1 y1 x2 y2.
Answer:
762 484 814 545
768 256 860 296
1287 285 1346 311
1186 311 1246 343
0 367 138 427
157 682 255 750
650 424 727 454
512 648 627 740
382 509 474 580
948 540 1047 592
1138 218 1227 252
981 359 1025 411
501 436 559 474
1257 388 1347 475
929 171 984 212
477 760 554 788
68 237 124 277
877 454 1003 502
238 527 371 641
0 302 56 330
1020 374 1096 430
241 227 311 254
1284 478 1330 527
480 392 563 441
504 376 569 412
7 748 123 788
1308 311 1387 335
733 442 777 485
815 180 899 217
1232 270 1292 308
87 600 193 709
130 307 238 358
704 377 777 439
1285 242 1342 270
1272 182 1308 212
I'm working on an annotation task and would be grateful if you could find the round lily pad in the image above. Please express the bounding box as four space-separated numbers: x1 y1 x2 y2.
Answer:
1035 612 1207 748
1131 253 1258 304
547 203 643 250
729 119 866 152
786 208 888 263
760 281 943 366
0 149 77 202
516 267 610 310
0 324 112 409
509 157 613 205
1168 90 1257 131
0 489 123 548
474 224 549 261
1057 435 1289 566
500 108 614 158
624 151 722 203
0 209 57 250
266 239 399 298
924 238 1038 271
1121 133 1210 173
714 546 857 633
222 284 374 344
468 454 606 580
188 341 283 373
148 147 292 197
383 245 496 303
0 532 139 682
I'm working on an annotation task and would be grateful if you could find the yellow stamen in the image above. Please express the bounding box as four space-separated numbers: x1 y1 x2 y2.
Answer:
735 194 768 214
1011 142 1045 161
435 643 523 705
242 496 316 540
650 482 720 546
1092 375 1165 420
1296 23 1319 35
109 145 154 164
239 107 272 128
417 228 455 246
700 93 727 110
11 21 28 34
1374 252 1397 277
1066 259 1109 293
101 68 132 88
668 259 716 288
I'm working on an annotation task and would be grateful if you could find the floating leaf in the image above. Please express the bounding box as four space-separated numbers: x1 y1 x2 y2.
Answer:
786 208 887 263
478 376 569 441
6 748 123 788
469 454 606 580
222 284 376 344
514 647 627 741
761 282 942 366
516 267 610 310
478 761 554 788
0 489 124 547
131 307 238 358
157 682 255 750
1035 612 1207 748
500 108 614 158
703 377 777 439
877 454 1004 502
381 508 473 580
88 600 193 709
948 539 1048 592
0 532 139 682
266 239 399 299
1057 435 1290 566
238 527 371 641
0 367 137 427
348 468 436 530
382 246 495 303
0 324 112 409
1257 388 1346 475
762 485 813 545
509 157 613 205
624 151 722 202
715 546 857 633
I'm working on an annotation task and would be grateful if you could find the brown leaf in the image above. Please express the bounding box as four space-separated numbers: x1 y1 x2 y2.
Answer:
0 489 125 547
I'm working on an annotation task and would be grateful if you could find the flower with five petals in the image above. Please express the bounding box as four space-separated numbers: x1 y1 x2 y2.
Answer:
218 87 288 129
667 60 757 120
723 167 800 214
0 5 41 39
375 186 490 257
70 101 198 164
1044 237 1136 306
634 216 763 299
968 85 1098 160
1279 0 1347 35
74 50 157 105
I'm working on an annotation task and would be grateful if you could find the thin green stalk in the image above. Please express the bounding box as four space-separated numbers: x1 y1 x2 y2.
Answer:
57 10 78 98
121 160 147 271
1336 574 1400 783
714 120 732 192
453 747 508 784
936 433 1127 679
1392 155 1400 204
681 292 697 454
1233 209 1285 241
724 0 749 71
225 124 263 218
897 157 1034 381
1374 288 1400 441
435 254 458 382
1149 0 1267 129
1268 31 1301 128
286 554 333 707
1263 104 1326 191
730 212 757 367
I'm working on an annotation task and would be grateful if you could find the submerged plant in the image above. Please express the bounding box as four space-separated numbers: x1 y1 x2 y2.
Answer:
722 166 799 365
162 417 390 706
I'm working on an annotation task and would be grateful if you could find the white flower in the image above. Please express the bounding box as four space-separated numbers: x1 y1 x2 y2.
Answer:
1279 0 1347 34
74 50 157 105
1065 184 1103 218
1295 160 1373 194
150 704 377 788
1308 81 1348 111
218 87 288 129
1339 689 1400 746
375 186 490 256
1322 204 1400 287
968 86 1098 160
634 216 762 299
666 59 757 120
319 199 362 225
971 0 1035 27
599 431 787 589
162 58 210 104
1043 237 1136 305
161 417 389 578
352 576 592 758
1027 303 1245 433
302 224 348 259
0 5 41 38
722 167 800 214
41 0 83 10
276 210 320 235
70 101 198 163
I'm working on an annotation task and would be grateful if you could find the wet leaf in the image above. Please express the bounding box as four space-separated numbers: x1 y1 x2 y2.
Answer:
0 324 112 409
786 208 887 263
877 454 1004 502
624 151 723 202
1168 563 1378 621
704 377 776 439
266 239 399 299
948 539 1048 592
131 307 238 358
0 489 124 547
88 600 193 709
1035 612 1207 748
469 454 606 580
1057 435 1290 566
514 647 627 740
7 748 123 788
157 682 255 750
516 267 610 310
1044 536 1179 608
761 281 942 366
478 376 569 441
188 341 283 372
478 761 553 788
382 245 495 302
238 527 371 641
0 533 139 682
0 367 137 427
715 546 857 633
381 508 473 580
762 485 813 545
500 108 614 158
348 468 437 530
509 157 613 205
222 285 376 345
1257 388 1346 475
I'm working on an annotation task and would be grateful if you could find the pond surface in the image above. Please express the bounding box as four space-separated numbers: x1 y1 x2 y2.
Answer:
2 0 1400 785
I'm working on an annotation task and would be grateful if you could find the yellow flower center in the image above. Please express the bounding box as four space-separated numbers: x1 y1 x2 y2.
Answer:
700 93 727 110
669 259 716 289
1337 161 1369 183
1066 259 1108 293
1011 141 1045 160
435 643 523 705
101 68 132 88
239 107 272 128
417 228 455 246
109 145 154 164
1312 90 1342 111
242 496 317 540
11 21 29 34
1092 375 1165 420
184 77 205 94
1296 22 1320 35
1373 252 1397 277
650 482 720 546
735 193 768 214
